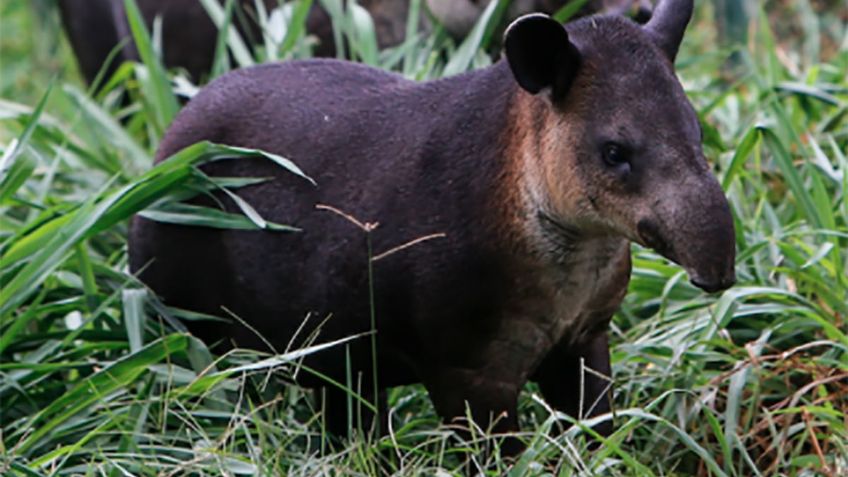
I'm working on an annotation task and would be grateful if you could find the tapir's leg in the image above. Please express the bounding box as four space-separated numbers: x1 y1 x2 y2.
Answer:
426 370 524 456
532 331 614 437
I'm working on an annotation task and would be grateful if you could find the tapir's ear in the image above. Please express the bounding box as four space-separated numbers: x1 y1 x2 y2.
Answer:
503 14 580 98
644 0 694 61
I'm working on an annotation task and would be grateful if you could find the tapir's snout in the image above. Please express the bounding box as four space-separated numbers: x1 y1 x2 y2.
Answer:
636 174 737 294
685 222 737 293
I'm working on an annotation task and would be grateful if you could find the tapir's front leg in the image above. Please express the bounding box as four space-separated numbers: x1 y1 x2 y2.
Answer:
425 369 524 456
532 330 614 438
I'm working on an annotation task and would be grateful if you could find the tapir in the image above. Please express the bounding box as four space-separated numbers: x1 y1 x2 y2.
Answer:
129 0 736 452
59 0 278 85
59 0 651 87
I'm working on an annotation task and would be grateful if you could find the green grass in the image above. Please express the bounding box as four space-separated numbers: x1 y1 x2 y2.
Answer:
1 0 847 475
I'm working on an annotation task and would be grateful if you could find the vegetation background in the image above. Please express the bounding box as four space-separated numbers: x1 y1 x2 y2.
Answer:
0 0 846 475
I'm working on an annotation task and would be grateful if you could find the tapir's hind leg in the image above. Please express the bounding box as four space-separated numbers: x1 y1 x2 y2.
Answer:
532 331 614 438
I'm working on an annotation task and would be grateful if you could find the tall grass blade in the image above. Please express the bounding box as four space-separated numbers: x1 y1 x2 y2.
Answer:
123 0 179 132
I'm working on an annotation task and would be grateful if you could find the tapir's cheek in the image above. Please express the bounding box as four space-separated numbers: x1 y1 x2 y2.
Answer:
606 162 631 183
592 168 641 199
637 219 675 260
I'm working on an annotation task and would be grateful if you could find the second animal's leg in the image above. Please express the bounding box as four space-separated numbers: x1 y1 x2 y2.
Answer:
320 385 388 442
532 331 614 437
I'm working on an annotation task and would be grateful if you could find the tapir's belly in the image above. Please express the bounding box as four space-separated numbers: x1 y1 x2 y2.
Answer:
135 210 629 390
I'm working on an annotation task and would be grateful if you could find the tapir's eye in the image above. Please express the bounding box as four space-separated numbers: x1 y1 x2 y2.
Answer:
602 142 630 170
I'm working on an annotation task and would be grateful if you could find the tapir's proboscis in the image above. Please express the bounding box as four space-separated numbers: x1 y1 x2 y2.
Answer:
130 0 736 454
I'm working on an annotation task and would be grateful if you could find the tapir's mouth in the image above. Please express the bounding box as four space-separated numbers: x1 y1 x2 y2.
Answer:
690 275 736 293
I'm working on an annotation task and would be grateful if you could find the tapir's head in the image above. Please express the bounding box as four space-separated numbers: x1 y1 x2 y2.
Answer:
503 0 736 292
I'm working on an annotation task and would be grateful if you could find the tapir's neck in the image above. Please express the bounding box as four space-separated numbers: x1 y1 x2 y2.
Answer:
415 62 609 264
447 62 621 264
446 65 570 260
417 63 631 347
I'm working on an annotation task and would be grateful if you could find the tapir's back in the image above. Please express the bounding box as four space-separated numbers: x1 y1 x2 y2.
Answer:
151 59 468 235
136 60 412 361
156 59 414 165
130 59 511 382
